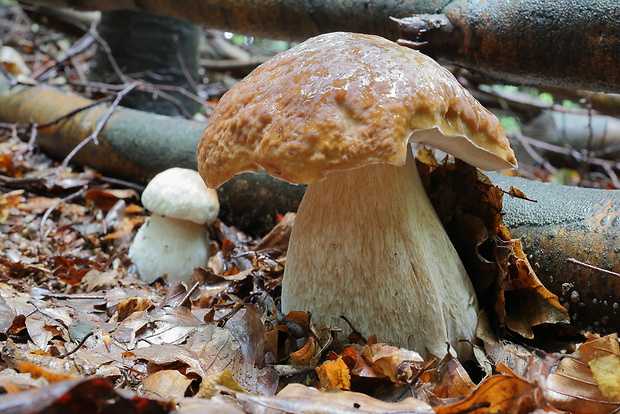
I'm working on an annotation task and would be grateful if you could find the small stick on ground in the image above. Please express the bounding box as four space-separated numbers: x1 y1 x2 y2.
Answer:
566 257 620 278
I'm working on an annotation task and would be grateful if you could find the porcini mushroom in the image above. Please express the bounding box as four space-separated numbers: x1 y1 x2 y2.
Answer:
197 32 516 358
129 167 219 283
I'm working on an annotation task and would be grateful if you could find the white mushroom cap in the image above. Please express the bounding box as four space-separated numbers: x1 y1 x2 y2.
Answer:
142 167 219 225
129 167 219 284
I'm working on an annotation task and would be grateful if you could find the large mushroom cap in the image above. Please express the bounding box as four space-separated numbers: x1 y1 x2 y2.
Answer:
198 32 516 188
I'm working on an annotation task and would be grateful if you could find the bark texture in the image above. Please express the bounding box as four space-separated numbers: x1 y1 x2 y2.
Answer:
23 0 620 93
91 10 202 116
487 172 620 333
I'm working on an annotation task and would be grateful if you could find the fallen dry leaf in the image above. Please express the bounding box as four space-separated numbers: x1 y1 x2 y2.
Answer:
197 369 246 398
361 342 424 384
316 356 351 391
237 383 433 413
140 369 193 400
434 373 557 414
546 333 620 413
0 377 172 413
431 352 476 399
589 354 620 399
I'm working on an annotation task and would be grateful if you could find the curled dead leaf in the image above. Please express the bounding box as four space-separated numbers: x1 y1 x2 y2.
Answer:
316 356 351 391
361 343 423 384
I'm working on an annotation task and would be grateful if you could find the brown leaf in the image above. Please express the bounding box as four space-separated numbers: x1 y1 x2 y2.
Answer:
84 188 138 211
253 211 295 255
503 241 570 338
546 334 620 412
434 373 556 414
432 353 476 399
590 354 620 399
0 377 172 413
115 296 152 322
237 383 433 413
139 369 193 400
197 369 246 399
289 336 320 366
361 343 423 384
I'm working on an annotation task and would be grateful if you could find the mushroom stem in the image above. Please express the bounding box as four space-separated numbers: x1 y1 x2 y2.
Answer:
281 149 478 359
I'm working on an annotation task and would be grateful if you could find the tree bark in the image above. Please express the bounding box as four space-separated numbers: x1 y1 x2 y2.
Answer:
22 0 620 93
90 10 202 116
487 172 620 333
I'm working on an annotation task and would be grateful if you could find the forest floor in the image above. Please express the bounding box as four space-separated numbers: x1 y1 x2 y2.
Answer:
0 3 619 414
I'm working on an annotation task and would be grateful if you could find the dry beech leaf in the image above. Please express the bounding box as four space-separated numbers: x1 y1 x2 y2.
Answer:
546 334 620 413
85 188 138 211
197 369 246 399
237 383 433 414
419 155 568 343
589 354 620 399
503 241 569 338
476 309 542 377
432 353 476 399
289 336 320 366
434 373 557 414
12 360 77 383
176 396 245 414
316 356 351 391
3 339 81 379
0 377 173 413
115 296 152 322
140 369 193 400
340 346 383 379
361 343 423 384
285 311 323 366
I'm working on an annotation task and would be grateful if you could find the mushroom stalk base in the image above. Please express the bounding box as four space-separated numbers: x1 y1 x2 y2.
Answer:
281 151 478 359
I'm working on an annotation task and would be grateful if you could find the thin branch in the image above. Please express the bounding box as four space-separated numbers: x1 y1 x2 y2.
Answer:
566 257 620 278
37 96 114 129
57 81 138 171
39 186 87 238
173 34 199 93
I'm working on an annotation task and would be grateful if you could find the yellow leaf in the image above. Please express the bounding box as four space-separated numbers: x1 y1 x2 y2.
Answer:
316 357 350 391
590 354 620 399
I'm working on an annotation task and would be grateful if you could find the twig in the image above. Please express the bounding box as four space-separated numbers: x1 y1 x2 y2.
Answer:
98 175 145 192
39 186 87 238
57 81 138 171
566 257 620 278
0 173 48 187
57 331 94 358
173 34 199 92
512 132 558 174
37 96 115 129
32 29 96 80
517 134 620 171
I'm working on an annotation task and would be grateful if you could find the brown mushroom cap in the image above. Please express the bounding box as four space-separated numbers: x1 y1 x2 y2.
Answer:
198 32 516 188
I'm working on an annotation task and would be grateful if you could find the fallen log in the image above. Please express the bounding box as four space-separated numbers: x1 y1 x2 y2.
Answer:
21 0 620 93
0 76 303 235
487 172 620 333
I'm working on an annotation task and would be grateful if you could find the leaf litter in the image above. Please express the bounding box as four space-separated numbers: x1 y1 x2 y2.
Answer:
0 5 619 413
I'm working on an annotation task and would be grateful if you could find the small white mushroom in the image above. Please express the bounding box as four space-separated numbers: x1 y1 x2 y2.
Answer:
129 167 219 283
